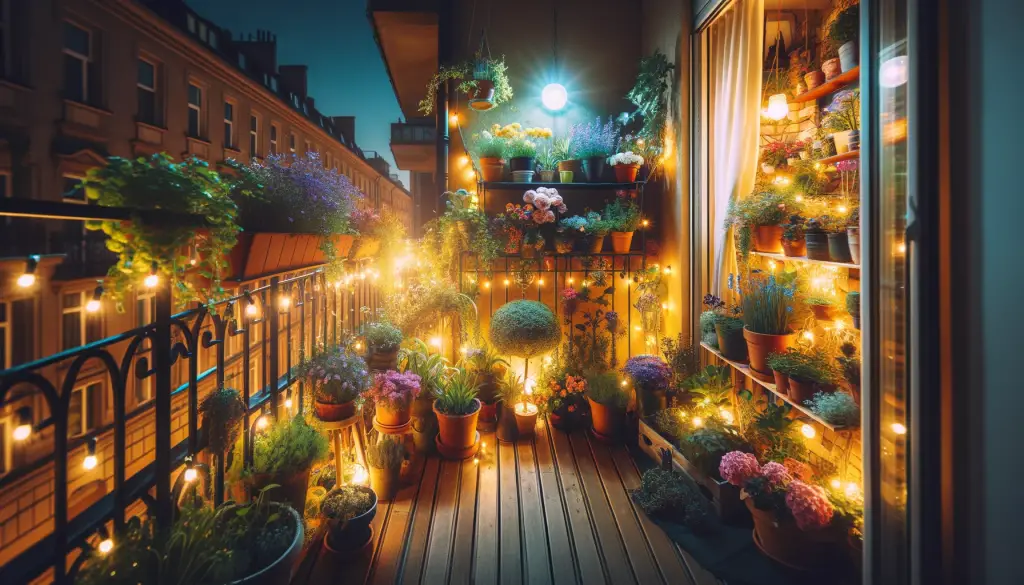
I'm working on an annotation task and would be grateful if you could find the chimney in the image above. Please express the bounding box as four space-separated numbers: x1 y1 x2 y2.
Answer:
235 28 278 73
279 65 308 99
331 116 356 147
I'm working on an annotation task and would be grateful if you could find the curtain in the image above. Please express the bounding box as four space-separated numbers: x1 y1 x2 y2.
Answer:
709 0 763 296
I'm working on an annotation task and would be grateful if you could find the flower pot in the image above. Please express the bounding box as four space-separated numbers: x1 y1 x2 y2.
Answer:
412 419 436 454
559 170 574 183
434 398 481 452
588 397 624 440
787 376 820 403
512 170 535 183
228 504 304 585
468 78 496 111
809 304 833 321
637 386 667 418
325 486 377 552
521 241 541 258
773 370 790 395
743 327 796 382
315 399 356 422
366 348 398 371
610 231 634 254
369 465 401 501
805 232 831 261
375 404 410 427
252 469 311 515
513 403 540 438
509 157 536 173
747 499 841 571
480 162 505 183
550 410 585 431
782 238 807 257
827 232 853 263
753 225 784 254
587 235 606 254
613 164 640 183
554 233 574 254
581 156 607 182
805 70 825 90
822 58 842 80
476 373 500 404
539 170 556 182
478 401 499 426
832 130 855 154
715 322 748 362
761 163 776 174
838 41 858 72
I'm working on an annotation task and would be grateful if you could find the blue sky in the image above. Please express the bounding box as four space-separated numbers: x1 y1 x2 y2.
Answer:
187 0 409 186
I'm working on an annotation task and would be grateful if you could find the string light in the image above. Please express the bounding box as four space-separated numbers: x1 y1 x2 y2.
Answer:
483 281 490 289
83 437 99 470
473 457 480 465
845 482 861 498
834 319 845 330
458 155 469 166
503 279 510 286
620 379 628 387
801 423 816 439
279 295 291 310
255 415 270 431
567 278 574 285
891 422 907 435
691 416 704 428
802 331 815 342
86 284 104 313
449 112 459 126
13 407 32 441
144 263 159 289
284 397 293 409
354 341 363 351
465 169 476 181
98 538 114 555
719 408 734 424
830 477 842 489
663 265 672 275
768 260 777 273
795 194 804 202
837 205 848 213
641 219 650 228
430 337 442 349
537 278 544 287
16 255 39 288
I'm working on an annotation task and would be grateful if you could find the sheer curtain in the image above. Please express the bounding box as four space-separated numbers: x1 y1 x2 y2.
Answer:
710 0 763 295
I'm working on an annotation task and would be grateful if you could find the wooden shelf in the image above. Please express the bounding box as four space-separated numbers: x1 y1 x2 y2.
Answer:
481 181 643 191
751 251 860 270
794 67 860 103
819 150 859 165
700 342 851 431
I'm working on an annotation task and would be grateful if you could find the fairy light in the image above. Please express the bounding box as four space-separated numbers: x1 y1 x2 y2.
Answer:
13 407 32 441
768 260 777 273
567 277 574 285
719 409 734 424
284 397 293 409
503 279 510 286
465 169 476 181
795 194 804 202
834 319 845 330
830 477 842 489
98 538 114 555
801 423 817 439
543 355 553 365
16 255 39 288
354 341 363 351
83 437 99 470
473 457 480 465
537 278 544 287
85 284 103 313
663 265 672 275
143 265 159 289
255 415 270 431
845 482 861 498
814 162 823 170
279 295 291 310
483 281 491 289
430 337 442 349
641 219 650 228
896 241 907 254
620 379 628 387
458 155 469 167
837 205 848 214
891 422 907 435
802 331 815 342
449 113 459 126
691 416 704 428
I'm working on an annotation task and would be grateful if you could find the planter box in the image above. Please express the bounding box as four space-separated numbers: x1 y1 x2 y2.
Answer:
637 419 745 521
228 233 353 281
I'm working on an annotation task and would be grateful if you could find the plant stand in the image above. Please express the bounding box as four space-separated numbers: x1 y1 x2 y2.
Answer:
322 415 369 489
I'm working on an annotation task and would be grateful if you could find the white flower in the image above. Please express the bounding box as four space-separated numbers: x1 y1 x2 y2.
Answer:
609 151 644 166
523 190 537 204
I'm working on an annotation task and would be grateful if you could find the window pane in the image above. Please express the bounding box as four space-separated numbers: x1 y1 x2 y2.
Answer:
250 115 257 131
64 22 89 56
224 102 233 120
188 109 200 137
85 383 99 430
270 125 277 140
188 84 201 106
63 292 82 309
86 312 102 343
63 311 81 350
138 60 154 88
11 298 32 365
138 89 155 125
225 122 233 148
63 55 84 102
68 390 83 437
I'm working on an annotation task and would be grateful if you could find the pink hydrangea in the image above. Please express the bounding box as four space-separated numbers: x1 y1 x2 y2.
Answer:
760 461 793 489
785 480 834 531
523 190 536 204
719 451 761 486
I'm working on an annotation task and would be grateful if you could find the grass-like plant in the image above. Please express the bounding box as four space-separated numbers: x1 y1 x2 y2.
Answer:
804 391 860 427
435 367 480 415
683 365 734 408
251 415 329 478
400 338 450 398
765 348 840 384
366 436 406 470
586 371 629 409
741 275 794 335
603 198 642 232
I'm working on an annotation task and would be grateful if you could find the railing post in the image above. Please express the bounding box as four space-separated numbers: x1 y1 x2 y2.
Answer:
154 280 173 526
269 276 280 418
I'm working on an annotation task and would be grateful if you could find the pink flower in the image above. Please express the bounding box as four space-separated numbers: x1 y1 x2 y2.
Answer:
549 194 563 206
523 190 537 204
760 461 793 489
719 451 761 486
785 480 834 531
534 194 551 210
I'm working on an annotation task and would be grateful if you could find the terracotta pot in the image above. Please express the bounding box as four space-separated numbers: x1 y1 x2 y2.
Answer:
613 164 640 183
369 465 401 501
588 397 624 439
581 156 607 182
366 348 398 371
822 58 842 80
478 401 499 425
412 419 436 454
787 377 837 403
583 235 604 254
513 404 539 438
559 170 574 183
549 410 584 431
509 156 536 173
805 231 831 260
315 399 356 422
610 231 633 254
747 499 841 570
809 304 833 321
805 70 825 89
847 227 860 264
782 238 807 257
553 233 574 254
468 78 496 110
773 370 790 395
375 404 410 427
715 322 748 362
434 398 481 450
480 162 505 183
753 225 784 254
251 469 310 514
743 327 795 381
828 232 853 263
557 160 576 172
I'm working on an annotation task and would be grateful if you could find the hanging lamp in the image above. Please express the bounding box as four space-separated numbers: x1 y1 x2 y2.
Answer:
764 0 789 121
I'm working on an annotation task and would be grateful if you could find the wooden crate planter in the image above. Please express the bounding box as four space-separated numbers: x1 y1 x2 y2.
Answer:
638 419 746 522
228 233 353 280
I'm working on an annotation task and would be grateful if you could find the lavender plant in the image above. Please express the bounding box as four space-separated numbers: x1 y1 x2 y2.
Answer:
569 117 619 158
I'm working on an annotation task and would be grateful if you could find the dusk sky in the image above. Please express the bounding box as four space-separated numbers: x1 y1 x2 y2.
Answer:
187 0 410 186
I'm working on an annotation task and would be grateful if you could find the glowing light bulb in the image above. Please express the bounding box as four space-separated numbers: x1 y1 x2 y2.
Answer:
279 296 291 310
897 241 906 254
246 303 259 318
768 260 777 273
537 278 544 286
284 397 293 409
801 423 816 439
144 273 159 289
354 341 363 351
838 205 848 214
891 422 907 435
719 409 734 424
83 453 98 471
13 422 31 441
766 93 789 120
449 113 459 125
183 468 198 483
541 83 568 110
830 477 842 489
430 337 442 349
458 155 469 166
845 482 860 497
814 162 823 170
543 355 552 365
473 457 480 465
86 298 101 313
620 379 628 387
795 194 804 202
351 463 369 485
256 415 270 430
16 272 36 288
802 331 815 342
641 219 650 228
634 325 642 332
834 319 845 330
465 169 476 181
483 281 490 289
692 416 704 428
663 265 672 275
98 538 114 555
503 279 510 286
661 302 668 310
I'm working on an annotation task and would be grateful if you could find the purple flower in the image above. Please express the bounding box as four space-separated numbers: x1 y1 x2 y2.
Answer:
622 355 673 389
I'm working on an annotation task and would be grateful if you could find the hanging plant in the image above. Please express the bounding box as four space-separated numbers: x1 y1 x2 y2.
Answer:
418 53 513 115
82 154 240 309
625 50 673 170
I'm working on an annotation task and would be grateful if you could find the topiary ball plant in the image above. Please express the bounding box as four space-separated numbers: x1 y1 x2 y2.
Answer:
488 300 561 360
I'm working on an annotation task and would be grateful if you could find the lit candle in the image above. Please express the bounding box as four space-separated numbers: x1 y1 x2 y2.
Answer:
513 384 540 438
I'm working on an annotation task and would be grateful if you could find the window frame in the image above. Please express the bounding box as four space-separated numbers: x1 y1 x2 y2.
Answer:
68 381 101 438
223 99 235 149
136 56 158 126
62 20 92 103
269 123 279 155
289 133 297 154
249 112 260 157
187 81 204 139
0 0 12 79
61 290 101 351
0 300 9 371
134 291 155 405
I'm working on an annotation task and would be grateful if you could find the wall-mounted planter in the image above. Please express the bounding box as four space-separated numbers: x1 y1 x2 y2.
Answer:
228 233 353 281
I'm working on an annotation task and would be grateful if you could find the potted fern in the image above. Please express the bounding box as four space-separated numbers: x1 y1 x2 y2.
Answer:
418 53 513 114
366 437 406 500
433 367 481 459
741 275 796 382
248 415 329 514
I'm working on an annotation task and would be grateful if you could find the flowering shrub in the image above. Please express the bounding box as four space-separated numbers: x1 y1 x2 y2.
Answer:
721 451 838 532
622 355 673 390
471 130 508 159
569 117 619 158
559 215 588 232
294 345 370 404
786 480 835 531
489 300 561 358
562 287 580 319
364 370 422 410
493 203 532 252
760 461 793 489
523 187 566 224
719 451 761 486
492 124 553 159
363 321 403 351
544 374 588 415
608 151 644 166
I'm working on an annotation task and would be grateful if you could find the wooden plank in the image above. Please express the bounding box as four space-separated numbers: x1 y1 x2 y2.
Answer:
422 459 462 583
371 458 426 585
550 429 606 585
535 420 578 584
399 457 441 585
517 435 552 585
498 438 523 585
449 457 480 585
568 433 635 585
474 432 500 585
609 448 695 585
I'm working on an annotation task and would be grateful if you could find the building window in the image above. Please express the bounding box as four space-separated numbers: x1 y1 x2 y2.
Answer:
223 101 235 149
137 58 157 125
187 13 196 34
62 291 102 351
10 298 33 366
289 133 296 154
68 382 100 438
0 301 8 371
237 52 246 70
63 21 93 103
250 114 259 156
269 124 278 155
0 418 10 475
187 82 203 138
304 140 311 153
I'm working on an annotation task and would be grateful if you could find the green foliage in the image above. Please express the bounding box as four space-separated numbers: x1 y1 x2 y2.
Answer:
418 54 513 114
430 200 502 278
836 342 861 387
766 348 840 384
716 316 745 334
400 338 450 397
804 295 835 307
471 131 508 159
741 275 795 335
364 321 403 351
498 371 526 405
435 367 480 415
805 391 861 427
321 485 375 522
661 334 700 384
294 344 370 404
699 310 720 335
680 427 751 480
740 395 806 463
632 468 712 532
489 300 561 358
603 198 642 232
505 138 539 159
251 416 329 478
649 408 686 441
625 50 673 166
828 4 860 45
781 214 805 241
586 371 629 409
728 191 799 227
366 436 406 470
683 365 734 409
81 154 240 309
199 387 245 454
384 280 476 339
846 291 860 317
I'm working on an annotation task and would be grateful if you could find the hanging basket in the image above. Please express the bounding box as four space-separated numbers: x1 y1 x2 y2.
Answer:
468 79 496 111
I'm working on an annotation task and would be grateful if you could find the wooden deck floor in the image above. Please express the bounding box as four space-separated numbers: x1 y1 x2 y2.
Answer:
296 418 720 585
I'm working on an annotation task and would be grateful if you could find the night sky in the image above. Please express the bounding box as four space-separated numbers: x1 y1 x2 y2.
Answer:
186 0 409 186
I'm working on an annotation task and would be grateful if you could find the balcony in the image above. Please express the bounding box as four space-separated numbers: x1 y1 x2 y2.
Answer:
368 7 438 119
390 121 437 172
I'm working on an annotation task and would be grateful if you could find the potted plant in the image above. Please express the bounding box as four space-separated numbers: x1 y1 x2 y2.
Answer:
366 436 406 500
199 387 245 456
719 453 842 570
804 218 831 260
570 117 619 182
363 321 403 371
470 130 508 182
761 141 788 174
821 41 842 81
703 294 747 362
728 192 794 255
632 458 713 534
536 143 559 182
321 485 377 553
604 198 642 254
847 207 861 264
418 53 513 114
580 211 611 254
249 415 329 515
766 348 841 403
821 89 860 154
846 291 861 329
804 296 835 321
82 154 240 308
805 391 860 428
507 127 551 181
465 345 509 430
433 367 482 458
586 371 629 440
520 187 563 256
364 370 421 428
541 371 589 431
780 214 807 257
623 355 673 417
608 151 645 183
836 342 861 403
741 275 796 382
552 137 576 183
819 214 853 263
295 345 370 422
625 50 673 181
828 4 860 73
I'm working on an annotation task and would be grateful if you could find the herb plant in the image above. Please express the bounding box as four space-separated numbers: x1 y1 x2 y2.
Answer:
765 348 840 384
804 391 860 427
364 321 403 351
251 416 329 479
603 198 642 232
741 275 794 335
199 387 245 454
366 436 406 470
418 53 513 114
364 370 422 410
569 117 619 158
294 345 370 405
632 467 712 532
586 371 629 409
435 367 480 415
321 485 375 523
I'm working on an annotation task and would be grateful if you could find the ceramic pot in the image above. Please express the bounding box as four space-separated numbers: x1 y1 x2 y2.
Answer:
478 401 498 427
809 304 833 321
787 377 835 404
773 370 790 395
228 504 304 584
369 465 401 501
588 397 624 439
559 170 574 183
805 231 831 260
513 404 539 438
715 322 748 362
747 499 841 570
324 486 377 552
822 58 842 80
839 41 858 72
434 398 481 451
479 157 505 182
511 170 534 183
610 231 633 254
581 156 607 182
832 130 855 154
376 404 410 427
828 232 853 263
753 225 784 254
743 327 795 382
468 79 496 110
366 347 398 371
613 164 640 183
412 418 436 454
539 169 556 182
847 227 860 264
782 238 807 257
251 469 311 515
315 399 356 422
805 70 825 89
509 157 536 173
